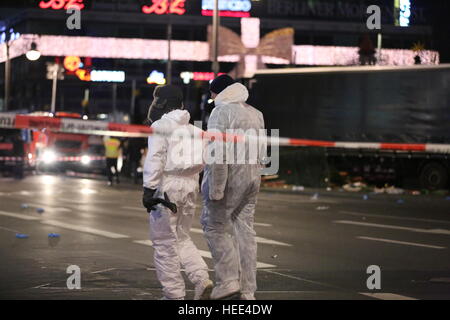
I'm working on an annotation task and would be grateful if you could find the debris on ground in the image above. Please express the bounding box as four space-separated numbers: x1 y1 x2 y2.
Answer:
311 193 319 200
271 255 278 259
48 233 60 238
385 186 404 195
20 203 29 209
363 194 369 200
316 206 329 210
36 208 45 214
15 233 29 239
292 185 305 191
342 182 366 192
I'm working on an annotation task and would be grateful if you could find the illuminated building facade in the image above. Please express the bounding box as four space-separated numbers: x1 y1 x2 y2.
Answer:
0 0 444 121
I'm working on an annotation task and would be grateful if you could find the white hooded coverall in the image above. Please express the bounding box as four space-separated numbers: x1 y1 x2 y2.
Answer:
201 83 265 298
143 109 209 299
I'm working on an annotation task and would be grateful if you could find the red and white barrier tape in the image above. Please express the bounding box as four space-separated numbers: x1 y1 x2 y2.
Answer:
0 156 23 161
1 113 450 154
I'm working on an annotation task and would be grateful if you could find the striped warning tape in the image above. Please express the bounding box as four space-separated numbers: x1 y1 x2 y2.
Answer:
0 157 23 161
1 113 450 153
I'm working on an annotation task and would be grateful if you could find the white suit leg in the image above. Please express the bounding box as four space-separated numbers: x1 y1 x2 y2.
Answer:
177 204 209 286
149 207 185 299
233 200 257 295
201 199 240 289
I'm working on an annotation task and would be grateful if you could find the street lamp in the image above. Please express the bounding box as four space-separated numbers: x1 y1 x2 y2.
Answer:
212 0 220 77
26 42 41 61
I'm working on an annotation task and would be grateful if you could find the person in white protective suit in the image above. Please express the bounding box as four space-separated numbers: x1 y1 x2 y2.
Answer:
142 84 213 300
201 75 265 300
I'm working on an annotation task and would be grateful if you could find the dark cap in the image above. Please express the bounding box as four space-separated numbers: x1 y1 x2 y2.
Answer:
210 75 235 94
147 85 184 123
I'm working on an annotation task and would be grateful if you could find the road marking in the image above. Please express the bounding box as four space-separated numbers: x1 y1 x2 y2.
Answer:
196 249 276 269
359 292 418 300
357 236 446 249
91 268 117 274
261 269 341 290
340 210 450 225
32 283 52 289
41 220 130 239
254 222 272 227
133 240 153 246
190 228 292 247
0 210 40 221
334 220 450 236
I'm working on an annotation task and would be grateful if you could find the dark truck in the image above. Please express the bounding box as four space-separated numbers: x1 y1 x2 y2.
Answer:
249 64 450 190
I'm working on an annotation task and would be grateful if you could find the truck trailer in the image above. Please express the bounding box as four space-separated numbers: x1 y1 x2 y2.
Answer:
249 64 450 190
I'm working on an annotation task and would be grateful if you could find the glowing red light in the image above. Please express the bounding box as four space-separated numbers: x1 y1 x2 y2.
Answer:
142 0 186 15
192 72 225 81
201 10 250 18
39 0 85 10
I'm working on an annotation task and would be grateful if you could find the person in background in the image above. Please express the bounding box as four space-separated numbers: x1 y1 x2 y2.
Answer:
103 136 121 186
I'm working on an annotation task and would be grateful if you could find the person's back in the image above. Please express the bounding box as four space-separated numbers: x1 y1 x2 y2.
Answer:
201 78 265 300
142 85 212 300
104 137 121 159
203 87 264 212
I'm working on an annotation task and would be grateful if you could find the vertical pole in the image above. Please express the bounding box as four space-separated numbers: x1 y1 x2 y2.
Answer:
112 82 117 120
212 0 220 77
377 33 382 65
130 79 136 121
4 41 11 111
166 0 172 84
50 65 58 114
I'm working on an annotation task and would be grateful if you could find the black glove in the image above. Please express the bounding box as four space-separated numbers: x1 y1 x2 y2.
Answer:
142 187 158 212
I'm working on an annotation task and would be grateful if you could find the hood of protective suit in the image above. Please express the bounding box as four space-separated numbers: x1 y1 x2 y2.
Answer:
214 83 249 107
161 109 190 125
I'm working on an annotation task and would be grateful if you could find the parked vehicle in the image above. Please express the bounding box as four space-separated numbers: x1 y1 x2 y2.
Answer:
249 64 450 189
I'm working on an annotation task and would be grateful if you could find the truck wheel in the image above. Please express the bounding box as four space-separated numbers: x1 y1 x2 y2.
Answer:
419 162 449 190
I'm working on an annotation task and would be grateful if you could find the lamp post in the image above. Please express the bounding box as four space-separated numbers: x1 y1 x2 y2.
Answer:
4 39 11 111
166 0 173 84
3 34 40 112
211 0 220 77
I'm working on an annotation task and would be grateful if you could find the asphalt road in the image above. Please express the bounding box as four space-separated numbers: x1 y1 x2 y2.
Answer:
0 174 449 300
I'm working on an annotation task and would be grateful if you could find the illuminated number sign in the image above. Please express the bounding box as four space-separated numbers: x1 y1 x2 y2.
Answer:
395 0 411 27
39 0 85 10
142 0 186 15
202 0 252 17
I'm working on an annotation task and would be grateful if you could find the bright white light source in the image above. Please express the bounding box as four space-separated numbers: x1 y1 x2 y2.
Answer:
82 115 88 120
26 49 41 61
147 70 166 85
42 150 57 164
399 0 411 27
90 70 125 82
28 153 33 160
81 155 91 165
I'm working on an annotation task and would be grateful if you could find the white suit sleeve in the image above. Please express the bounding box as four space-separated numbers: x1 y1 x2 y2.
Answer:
143 123 168 189
207 107 229 201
